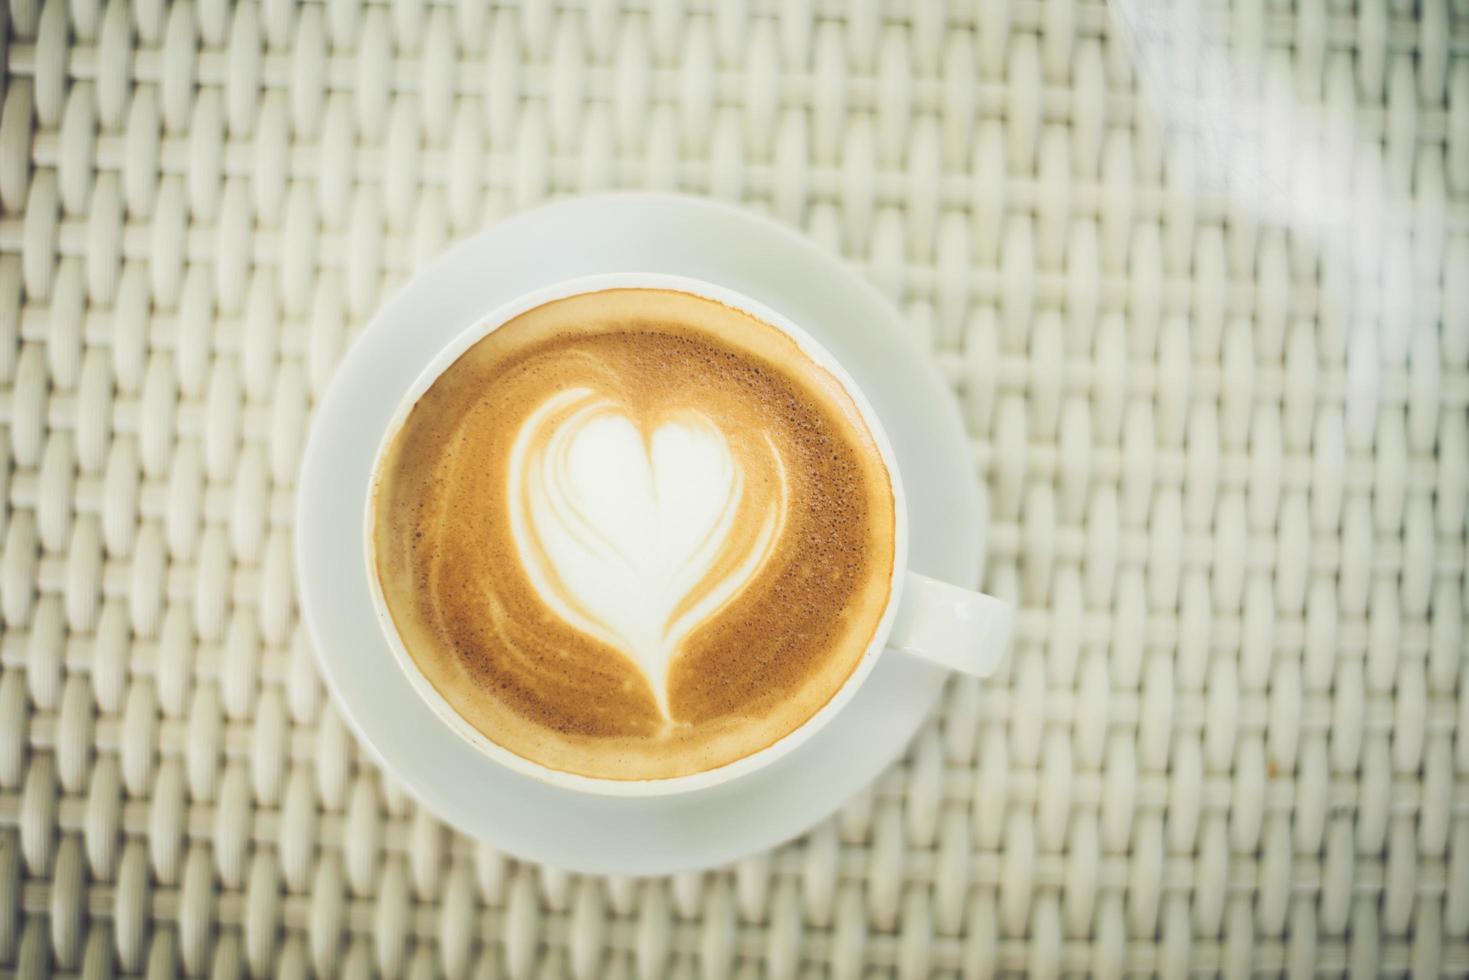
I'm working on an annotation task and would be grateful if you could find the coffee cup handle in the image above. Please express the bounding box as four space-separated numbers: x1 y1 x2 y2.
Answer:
888 572 1014 678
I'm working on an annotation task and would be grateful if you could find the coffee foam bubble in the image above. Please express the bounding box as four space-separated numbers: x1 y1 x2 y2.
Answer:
372 288 895 780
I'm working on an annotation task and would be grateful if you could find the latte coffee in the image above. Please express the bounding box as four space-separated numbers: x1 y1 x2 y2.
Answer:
371 288 896 781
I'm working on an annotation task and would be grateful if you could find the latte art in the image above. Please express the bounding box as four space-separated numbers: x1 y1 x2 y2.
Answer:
372 288 896 780
508 389 788 716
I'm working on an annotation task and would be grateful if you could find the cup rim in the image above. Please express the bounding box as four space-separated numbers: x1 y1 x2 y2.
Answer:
363 272 911 797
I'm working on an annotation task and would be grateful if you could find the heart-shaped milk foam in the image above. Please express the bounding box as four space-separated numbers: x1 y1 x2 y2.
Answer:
507 388 785 717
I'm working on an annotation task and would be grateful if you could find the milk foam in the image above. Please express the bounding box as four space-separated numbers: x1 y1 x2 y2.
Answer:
373 287 897 780
508 387 786 716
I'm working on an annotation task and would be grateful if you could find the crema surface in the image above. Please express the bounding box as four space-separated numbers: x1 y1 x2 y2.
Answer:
372 289 896 780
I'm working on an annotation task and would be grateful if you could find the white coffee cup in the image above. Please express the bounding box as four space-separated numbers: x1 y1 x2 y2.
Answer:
366 273 1013 797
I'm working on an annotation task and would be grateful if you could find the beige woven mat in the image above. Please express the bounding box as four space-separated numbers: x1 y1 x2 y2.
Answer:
2 0 1467 976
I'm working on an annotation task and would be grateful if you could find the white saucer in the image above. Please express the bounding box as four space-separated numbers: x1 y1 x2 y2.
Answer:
296 194 982 875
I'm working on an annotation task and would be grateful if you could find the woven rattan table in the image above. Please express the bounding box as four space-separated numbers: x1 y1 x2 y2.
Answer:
1 0 1466 976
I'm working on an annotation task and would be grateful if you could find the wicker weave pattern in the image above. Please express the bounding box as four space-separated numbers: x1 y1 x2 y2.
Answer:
1 0 1466 975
